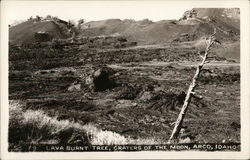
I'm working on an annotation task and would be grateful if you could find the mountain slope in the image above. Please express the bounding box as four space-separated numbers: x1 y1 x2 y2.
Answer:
194 8 240 30
9 18 70 44
9 8 240 45
79 8 239 45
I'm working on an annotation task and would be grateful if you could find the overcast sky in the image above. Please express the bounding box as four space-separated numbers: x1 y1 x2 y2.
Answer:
5 1 192 24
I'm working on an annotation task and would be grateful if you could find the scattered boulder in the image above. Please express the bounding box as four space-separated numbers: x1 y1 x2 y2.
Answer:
116 100 137 108
85 76 94 86
68 81 81 92
86 66 117 92
139 91 154 101
178 127 195 143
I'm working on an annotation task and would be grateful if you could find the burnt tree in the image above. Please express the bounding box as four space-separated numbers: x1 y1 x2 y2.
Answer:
168 29 217 143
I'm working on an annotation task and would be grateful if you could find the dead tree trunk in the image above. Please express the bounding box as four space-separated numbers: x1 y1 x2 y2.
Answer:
168 30 217 143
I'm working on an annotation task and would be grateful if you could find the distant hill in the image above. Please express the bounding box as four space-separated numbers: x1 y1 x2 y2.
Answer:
9 8 240 45
79 8 240 45
9 17 70 44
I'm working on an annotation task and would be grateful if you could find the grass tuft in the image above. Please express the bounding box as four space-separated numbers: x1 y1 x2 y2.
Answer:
9 100 159 151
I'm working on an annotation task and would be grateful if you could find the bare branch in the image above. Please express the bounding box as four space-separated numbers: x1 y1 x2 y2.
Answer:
190 92 196 95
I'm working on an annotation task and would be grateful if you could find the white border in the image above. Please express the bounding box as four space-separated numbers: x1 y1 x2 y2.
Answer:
1 1 249 159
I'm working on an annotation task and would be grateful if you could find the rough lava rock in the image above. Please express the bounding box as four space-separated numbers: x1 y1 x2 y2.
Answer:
90 66 117 92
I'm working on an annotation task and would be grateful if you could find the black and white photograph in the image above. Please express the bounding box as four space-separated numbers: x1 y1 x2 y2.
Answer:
1 0 250 159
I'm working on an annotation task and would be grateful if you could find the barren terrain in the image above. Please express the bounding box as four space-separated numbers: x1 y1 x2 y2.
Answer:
9 40 240 151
